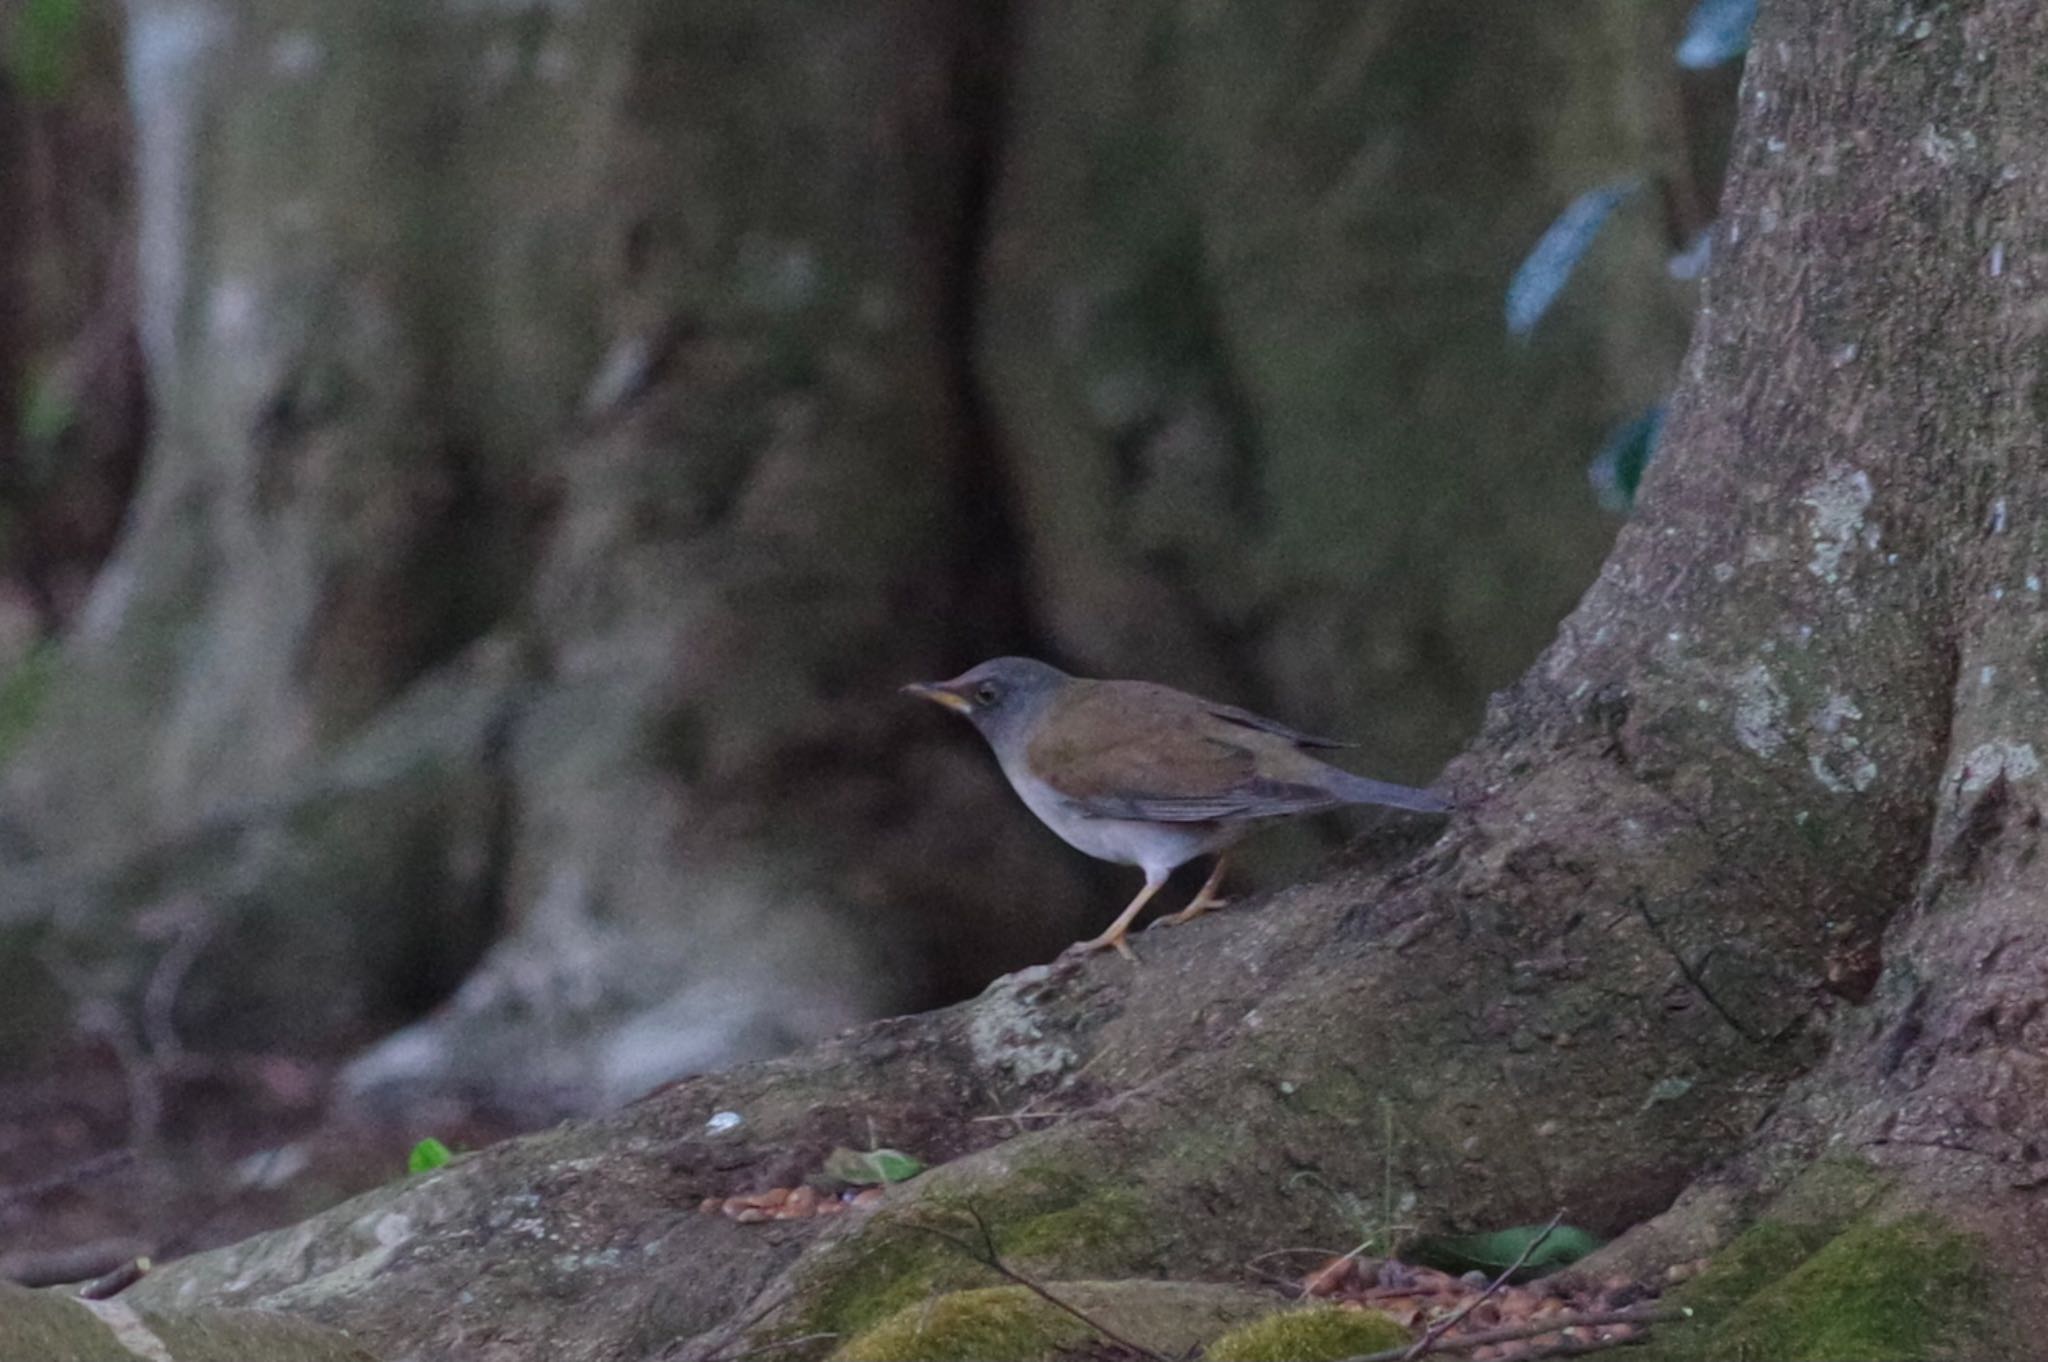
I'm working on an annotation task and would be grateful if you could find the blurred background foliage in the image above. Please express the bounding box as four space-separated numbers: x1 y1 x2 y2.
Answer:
0 0 1742 1275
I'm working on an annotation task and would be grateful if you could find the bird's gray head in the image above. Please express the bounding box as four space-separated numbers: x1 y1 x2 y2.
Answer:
901 656 1073 757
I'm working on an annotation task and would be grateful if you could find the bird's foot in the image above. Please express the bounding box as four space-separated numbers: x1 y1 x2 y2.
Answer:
1151 894 1230 929
1062 928 1139 963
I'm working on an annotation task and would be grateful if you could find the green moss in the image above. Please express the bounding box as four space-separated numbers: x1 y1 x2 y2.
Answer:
831 1285 1090 1362
997 1189 1148 1263
789 1231 965 1345
1644 1213 1986 1362
1205 1306 1411 1362
1706 1216 1983 1361
1676 1218 1839 1318
784 1177 1158 1346
832 1281 1283 1362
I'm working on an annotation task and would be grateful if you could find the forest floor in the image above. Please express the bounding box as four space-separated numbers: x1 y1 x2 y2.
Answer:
0 1038 1688 1361
0 1038 531 1292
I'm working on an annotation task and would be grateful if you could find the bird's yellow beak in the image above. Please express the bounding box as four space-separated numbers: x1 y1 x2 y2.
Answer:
901 681 973 714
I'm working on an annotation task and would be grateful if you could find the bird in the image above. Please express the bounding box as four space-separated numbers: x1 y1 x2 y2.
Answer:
902 656 1450 960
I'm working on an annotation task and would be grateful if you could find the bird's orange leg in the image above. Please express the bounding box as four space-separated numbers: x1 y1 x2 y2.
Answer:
1156 855 1230 928
1068 875 1167 961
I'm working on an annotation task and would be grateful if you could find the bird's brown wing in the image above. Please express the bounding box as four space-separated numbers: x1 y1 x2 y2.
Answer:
1201 701 1354 750
1026 681 1345 823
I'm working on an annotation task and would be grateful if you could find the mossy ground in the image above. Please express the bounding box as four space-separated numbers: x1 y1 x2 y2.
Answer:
1639 1213 1986 1361
1205 1305 1411 1362
831 1281 1281 1362
782 1173 1158 1346
831 1285 1086 1362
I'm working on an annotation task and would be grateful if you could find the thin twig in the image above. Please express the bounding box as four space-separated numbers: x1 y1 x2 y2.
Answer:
1347 1304 1686 1362
968 1050 1159 1135
905 1207 1172 1362
715 1332 839 1361
1243 1244 1357 1291
1508 1334 1653 1361
1404 1211 1561 1359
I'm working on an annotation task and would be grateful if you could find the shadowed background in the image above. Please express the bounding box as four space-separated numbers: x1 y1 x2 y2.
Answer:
0 0 1731 1276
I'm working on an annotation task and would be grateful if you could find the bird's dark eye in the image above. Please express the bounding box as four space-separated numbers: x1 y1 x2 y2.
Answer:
975 681 1002 706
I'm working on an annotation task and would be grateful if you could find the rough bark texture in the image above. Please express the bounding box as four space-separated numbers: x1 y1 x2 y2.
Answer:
0 0 1696 1111
112 2 2048 1359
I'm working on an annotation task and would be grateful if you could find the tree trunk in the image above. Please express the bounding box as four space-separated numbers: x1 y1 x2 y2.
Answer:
1 0 1104 1096
1 0 1695 1108
118 2 2048 1358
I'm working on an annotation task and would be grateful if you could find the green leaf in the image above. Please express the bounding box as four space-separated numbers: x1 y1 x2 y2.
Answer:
1411 1223 1604 1279
822 1146 924 1186
865 1149 923 1184
407 1137 454 1174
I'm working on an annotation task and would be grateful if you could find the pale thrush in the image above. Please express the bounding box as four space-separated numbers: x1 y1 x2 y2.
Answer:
903 656 1449 959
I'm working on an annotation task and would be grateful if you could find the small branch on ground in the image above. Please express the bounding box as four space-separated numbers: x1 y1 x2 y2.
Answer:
714 1333 840 1362
1243 1244 1356 1291
0 1238 146 1288
1348 1304 1687 1362
904 1206 1173 1362
1403 1210 1561 1359
78 1256 151 1300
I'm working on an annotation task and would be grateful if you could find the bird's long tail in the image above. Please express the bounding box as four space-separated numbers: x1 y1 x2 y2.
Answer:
1325 769 1452 814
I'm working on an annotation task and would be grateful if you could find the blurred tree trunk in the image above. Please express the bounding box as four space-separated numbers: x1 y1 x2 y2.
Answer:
126 2 2048 1356
0 0 1700 1109
0 67 19 485
0 0 140 632
983 1 1696 786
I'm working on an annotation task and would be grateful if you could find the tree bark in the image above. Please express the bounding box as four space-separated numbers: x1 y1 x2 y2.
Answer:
118 4 2048 1357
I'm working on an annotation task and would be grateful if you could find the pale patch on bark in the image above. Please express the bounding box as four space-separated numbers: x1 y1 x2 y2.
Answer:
1732 662 1790 758
1956 740 2042 794
1800 467 1875 583
967 966 1076 1084
1806 689 1877 792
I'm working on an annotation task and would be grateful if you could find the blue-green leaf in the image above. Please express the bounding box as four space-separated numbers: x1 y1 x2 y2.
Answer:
1588 405 1667 513
1677 0 1755 69
823 1146 924 1186
1506 179 1640 338
1412 1224 1604 1278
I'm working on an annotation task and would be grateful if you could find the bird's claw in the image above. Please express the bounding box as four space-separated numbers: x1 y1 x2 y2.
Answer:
1061 932 1140 964
1150 896 1230 930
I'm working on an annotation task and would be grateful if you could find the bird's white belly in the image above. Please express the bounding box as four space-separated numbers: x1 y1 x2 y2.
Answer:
1000 762 1231 878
